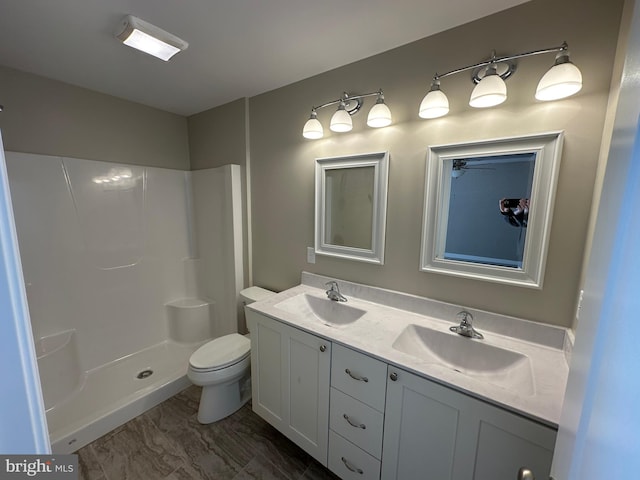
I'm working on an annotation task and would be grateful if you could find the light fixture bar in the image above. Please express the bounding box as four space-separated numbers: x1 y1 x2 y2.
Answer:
310 90 383 112
303 89 391 139
419 41 582 119
433 42 569 81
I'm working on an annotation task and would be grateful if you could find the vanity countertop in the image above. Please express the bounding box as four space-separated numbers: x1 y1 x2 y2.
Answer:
247 273 569 428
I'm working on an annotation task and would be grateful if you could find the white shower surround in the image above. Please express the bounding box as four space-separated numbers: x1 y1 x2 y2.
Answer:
6 152 244 452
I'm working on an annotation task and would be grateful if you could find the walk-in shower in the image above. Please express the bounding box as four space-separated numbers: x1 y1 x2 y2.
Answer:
6 152 244 452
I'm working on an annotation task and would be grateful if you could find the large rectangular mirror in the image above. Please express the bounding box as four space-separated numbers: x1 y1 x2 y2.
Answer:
315 151 389 264
420 132 563 288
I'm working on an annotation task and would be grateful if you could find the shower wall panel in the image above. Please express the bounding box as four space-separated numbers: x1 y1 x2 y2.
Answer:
191 165 244 337
6 153 192 371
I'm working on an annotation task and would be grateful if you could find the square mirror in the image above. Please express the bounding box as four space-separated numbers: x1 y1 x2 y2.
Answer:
315 151 389 264
420 132 563 288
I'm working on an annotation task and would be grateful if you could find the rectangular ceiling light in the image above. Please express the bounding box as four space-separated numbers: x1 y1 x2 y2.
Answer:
115 15 188 61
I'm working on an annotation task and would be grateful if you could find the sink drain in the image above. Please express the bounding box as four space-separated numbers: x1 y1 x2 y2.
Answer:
136 369 153 379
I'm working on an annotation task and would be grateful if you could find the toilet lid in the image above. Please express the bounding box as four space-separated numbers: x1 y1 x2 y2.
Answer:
189 333 250 370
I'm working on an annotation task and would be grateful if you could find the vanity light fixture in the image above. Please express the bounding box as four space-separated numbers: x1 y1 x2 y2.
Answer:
469 63 507 108
330 101 353 133
419 42 582 119
115 15 188 61
302 90 391 139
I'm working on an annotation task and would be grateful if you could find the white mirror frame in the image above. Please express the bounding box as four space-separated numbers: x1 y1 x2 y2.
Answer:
315 151 389 264
420 132 563 288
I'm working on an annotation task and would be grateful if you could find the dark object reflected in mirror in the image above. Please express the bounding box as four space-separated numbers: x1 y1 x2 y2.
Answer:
420 132 563 288
445 153 535 268
499 197 530 228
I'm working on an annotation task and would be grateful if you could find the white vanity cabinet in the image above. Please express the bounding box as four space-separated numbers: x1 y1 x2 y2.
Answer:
247 305 558 480
328 344 387 479
246 310 331 465
381 366 556 480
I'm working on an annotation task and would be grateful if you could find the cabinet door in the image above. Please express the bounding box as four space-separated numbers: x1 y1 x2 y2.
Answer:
470 401 555 480
382 367 468 480
247 310 331 465
287 323 331 465
381 366 556 480
248 309 287 428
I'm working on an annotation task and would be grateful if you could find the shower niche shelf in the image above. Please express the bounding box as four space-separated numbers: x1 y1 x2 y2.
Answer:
166 298 215 344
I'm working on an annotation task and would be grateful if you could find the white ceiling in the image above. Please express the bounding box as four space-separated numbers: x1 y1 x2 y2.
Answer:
0 0 529 116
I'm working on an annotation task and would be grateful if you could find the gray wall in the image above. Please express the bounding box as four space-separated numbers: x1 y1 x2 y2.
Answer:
188 98 251 288
248 0 624 328
0 66 189 169
0 0 625 329
188 98 247 171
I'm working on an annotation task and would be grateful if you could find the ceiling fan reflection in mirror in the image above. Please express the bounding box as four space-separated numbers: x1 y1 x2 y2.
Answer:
451 159 496 178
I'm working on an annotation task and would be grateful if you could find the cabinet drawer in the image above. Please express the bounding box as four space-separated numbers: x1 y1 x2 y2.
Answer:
330 388 384 459
329 430 381 480
331 344 387 411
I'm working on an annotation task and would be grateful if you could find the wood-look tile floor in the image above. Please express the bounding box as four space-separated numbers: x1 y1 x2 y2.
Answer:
76 386 341 480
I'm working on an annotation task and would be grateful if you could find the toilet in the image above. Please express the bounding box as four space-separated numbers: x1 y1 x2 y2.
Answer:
187 286 274 424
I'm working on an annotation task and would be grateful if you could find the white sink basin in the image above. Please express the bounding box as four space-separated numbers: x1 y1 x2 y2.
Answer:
275 293 366 326
392 324 535 395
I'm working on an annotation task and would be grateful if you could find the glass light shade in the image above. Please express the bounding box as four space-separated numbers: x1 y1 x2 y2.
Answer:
469 74 507 108
302 116 324 139
123 30 181 61
451 168 465 178
419 89 449 119
330 106 353 132
535 62 583 101
367 102 392 128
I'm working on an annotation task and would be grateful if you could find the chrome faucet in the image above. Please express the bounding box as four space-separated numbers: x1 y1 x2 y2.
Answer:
450 310 484 339
325 281 347 302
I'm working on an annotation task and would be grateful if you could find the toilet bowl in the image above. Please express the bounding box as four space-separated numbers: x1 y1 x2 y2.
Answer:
187 286 274 424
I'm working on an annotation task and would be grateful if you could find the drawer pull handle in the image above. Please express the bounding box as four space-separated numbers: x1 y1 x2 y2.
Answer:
343 414 366 429
320 345 327 352
389 372 398 381
345 368 368 383
341 457 363 475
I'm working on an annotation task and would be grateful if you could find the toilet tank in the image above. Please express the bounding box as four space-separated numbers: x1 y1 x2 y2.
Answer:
239 286 274 305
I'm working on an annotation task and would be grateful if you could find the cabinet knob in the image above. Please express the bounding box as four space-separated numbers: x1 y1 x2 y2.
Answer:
320 345 327 352
517 468 535 480
389 372 398 381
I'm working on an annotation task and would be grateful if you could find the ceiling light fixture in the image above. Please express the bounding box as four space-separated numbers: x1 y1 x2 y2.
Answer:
115 15 188 61
419 42 582 119
303 90 391 139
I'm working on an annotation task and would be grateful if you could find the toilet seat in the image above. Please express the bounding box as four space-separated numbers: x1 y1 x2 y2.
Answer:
189 333 250 372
